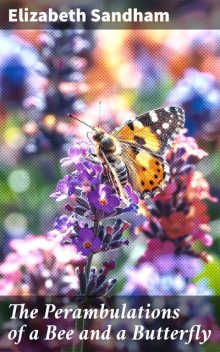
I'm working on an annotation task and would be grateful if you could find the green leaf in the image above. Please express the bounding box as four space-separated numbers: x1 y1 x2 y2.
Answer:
195 256 220 295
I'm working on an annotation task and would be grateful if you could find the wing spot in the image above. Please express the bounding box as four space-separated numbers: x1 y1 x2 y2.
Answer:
131 146 139 155
141 180 145 186
150 180 154 185
149 111 158 122
157 168 161 172
154 174 158 178
142 167 147 171
155 161 160 165
133 120 144 129
134 136 146 145
162 122 169 129
127 122 134 131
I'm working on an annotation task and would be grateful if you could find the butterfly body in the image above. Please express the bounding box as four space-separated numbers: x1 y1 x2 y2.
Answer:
92 128 129 187
91 106 185 199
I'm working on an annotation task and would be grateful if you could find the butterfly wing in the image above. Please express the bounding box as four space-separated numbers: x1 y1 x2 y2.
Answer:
113 106 185 156
121 143 170 197
111 106 185 197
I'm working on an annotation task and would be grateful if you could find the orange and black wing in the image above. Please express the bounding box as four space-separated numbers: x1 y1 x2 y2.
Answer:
121 144 170 197
113 106 185 156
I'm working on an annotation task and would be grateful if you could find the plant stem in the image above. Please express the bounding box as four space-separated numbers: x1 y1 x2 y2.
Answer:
76 314 86 352
85 254 93 278
73 217 100 352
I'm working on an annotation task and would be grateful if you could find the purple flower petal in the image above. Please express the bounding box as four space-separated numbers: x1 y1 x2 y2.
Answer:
125 184 139 204
50 175 76 201
88 185 120 214
60 142 89 167
72 227 102 256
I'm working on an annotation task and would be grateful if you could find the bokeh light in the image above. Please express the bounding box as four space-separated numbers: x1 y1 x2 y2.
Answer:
8 169 30 193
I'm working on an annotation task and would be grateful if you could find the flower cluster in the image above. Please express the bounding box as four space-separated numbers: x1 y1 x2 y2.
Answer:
0 31 37 108
0 235 79 296
124 239 209 296
166 68 220 140
75 258 118 306
50 142 134 300
31 27 94 116
136 132 216 262
0 235 81 351
123 244 220 348
114 294 220 352
22 24 95 157
22 115 73 157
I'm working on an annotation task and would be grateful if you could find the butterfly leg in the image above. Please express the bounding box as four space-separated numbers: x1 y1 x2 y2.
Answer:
85 153 117 187
100 151 128 202
85 152 119 188
102 164 115 187
85 153 101 164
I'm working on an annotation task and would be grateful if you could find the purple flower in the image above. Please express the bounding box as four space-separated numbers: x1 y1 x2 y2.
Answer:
60 142 89 167
153 254 177 274
54 215 69 232
73 227 102 256
0 235 80 296
50 139 133 301
50 175 76 201
76 162 101 191
124 264 159 294
124 184 139 204
166 68 220 138
88 184 120 214
177 255 202 279
48 215 76 243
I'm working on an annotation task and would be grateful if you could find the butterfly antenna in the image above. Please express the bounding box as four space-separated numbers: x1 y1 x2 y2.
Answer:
68 114 97 132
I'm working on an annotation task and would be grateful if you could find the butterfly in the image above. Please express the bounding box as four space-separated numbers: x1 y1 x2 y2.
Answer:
70 106 185 200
